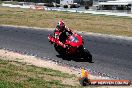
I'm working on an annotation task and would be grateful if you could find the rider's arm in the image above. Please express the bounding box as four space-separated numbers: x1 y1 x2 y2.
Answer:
65 26 73 34
54 28 60 38
66 26 72 31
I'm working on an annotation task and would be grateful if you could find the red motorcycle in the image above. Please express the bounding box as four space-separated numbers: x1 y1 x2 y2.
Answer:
48 31 92 62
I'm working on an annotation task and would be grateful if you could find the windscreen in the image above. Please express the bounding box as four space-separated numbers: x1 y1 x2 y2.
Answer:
69 36 78 42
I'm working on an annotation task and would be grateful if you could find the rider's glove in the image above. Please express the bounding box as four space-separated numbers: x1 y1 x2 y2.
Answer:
63 44 66 48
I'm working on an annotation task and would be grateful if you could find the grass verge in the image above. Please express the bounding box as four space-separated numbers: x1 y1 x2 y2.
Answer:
0 7 132 37
0 59 82 88
0 1 19 5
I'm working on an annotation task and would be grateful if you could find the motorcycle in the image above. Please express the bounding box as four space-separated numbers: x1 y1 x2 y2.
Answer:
48 30 92 62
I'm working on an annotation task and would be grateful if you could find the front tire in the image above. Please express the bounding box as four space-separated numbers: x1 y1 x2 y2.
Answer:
54 44 65 55
83 48 92 62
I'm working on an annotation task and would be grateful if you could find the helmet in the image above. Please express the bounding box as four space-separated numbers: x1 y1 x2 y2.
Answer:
57 20 65 30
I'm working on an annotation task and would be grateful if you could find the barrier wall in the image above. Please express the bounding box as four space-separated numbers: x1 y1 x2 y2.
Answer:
1 3 44 10
1 3 132 17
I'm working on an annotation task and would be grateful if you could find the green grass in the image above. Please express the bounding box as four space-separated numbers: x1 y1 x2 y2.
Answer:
0 59 82 88
0 7 132 36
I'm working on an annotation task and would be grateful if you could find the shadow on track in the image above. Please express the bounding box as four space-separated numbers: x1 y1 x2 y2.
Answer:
56 55 94 63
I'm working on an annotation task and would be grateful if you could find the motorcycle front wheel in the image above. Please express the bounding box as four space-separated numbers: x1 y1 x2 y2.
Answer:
83 48 92 62
54 44 65 55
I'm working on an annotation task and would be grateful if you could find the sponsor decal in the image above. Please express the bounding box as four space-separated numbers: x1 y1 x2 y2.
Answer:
79 68 131 86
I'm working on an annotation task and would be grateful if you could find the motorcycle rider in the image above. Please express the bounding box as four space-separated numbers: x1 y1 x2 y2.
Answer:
54 20 73 48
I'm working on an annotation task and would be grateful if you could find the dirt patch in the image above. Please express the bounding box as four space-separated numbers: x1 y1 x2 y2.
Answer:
0 50 78 75
0 49 111 80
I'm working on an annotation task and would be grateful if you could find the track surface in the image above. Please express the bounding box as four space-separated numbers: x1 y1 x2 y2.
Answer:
0 26 132 80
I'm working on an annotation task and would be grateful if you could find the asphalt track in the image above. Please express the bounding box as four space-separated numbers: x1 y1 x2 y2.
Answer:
0 26 132 80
